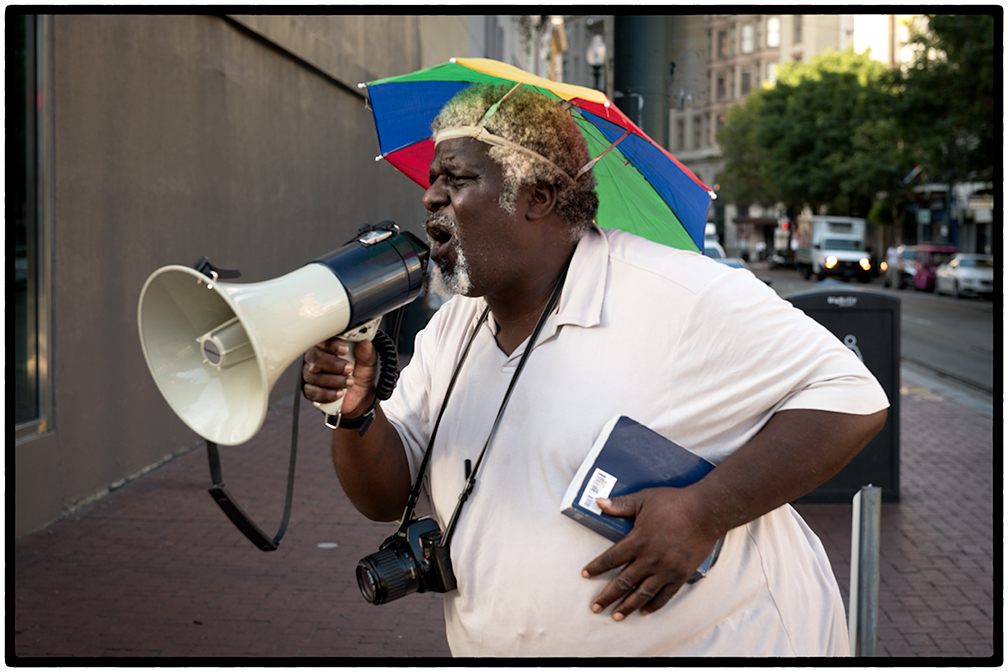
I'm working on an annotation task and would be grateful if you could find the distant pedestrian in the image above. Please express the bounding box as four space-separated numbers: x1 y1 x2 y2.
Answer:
885 244 901 288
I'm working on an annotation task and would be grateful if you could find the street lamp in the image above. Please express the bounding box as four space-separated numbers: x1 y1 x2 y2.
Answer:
586 34 606 91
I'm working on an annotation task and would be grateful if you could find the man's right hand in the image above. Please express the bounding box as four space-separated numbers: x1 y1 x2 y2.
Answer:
302 337 380 418
304 337 412 522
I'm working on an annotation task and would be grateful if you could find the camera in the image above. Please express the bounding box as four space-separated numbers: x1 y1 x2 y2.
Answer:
356 517 457 605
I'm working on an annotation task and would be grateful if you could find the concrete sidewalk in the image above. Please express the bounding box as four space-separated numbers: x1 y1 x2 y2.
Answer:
13 377 996 660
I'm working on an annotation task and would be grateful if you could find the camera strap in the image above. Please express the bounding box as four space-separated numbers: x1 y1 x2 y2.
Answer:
396 259 571 546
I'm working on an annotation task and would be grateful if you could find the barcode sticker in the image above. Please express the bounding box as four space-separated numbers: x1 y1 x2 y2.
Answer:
579 468 618 515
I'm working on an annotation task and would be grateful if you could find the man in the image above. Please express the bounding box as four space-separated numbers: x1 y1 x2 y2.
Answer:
886 243 902 288
303 84 888 657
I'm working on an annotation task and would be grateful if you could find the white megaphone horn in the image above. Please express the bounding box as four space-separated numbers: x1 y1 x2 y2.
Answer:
137 223 429 446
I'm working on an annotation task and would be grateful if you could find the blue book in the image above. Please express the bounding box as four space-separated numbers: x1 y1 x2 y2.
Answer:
560 415 724 582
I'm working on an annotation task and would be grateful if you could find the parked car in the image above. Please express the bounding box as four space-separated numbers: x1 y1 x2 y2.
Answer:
913 244 958 292
935 253 994 298
703 222 726 259
893 245 917 289
713 256 772 286
703 242 726 259
769 248 795 269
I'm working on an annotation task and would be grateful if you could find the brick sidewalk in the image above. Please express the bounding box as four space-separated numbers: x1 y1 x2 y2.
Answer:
13 381 995 660
794 383 996 658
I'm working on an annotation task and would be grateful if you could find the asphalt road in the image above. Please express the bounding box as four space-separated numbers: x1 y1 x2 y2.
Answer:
753 263 996 398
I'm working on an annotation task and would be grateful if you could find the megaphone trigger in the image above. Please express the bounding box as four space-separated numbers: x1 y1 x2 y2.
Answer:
313 316 383 423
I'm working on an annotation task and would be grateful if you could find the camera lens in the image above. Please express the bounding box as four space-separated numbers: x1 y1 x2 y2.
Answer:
356 547 420 605
356 563 380 604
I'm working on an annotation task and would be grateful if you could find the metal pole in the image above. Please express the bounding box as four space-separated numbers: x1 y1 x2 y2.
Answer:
613 15 669 148
848 485 881 657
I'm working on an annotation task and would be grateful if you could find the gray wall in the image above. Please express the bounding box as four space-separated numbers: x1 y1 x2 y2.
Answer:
15 14 456 537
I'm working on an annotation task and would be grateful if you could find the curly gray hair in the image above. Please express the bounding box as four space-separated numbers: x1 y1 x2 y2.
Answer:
431 83 599 235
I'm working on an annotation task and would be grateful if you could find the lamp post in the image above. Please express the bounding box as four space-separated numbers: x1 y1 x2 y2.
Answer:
586 34 606 91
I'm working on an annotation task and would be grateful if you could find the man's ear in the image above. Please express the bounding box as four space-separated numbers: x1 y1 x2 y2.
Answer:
525 182 558 221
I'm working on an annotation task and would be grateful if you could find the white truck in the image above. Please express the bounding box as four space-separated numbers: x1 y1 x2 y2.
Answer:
794 216 872 282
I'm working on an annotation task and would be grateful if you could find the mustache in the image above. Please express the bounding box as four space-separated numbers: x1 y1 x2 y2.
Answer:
424 211 458 234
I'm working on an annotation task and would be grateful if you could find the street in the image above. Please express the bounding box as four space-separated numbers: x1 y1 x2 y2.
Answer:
754 263 996 399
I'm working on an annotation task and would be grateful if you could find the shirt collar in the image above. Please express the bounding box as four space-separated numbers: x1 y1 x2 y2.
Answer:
555 223 608 330
477 223 608 345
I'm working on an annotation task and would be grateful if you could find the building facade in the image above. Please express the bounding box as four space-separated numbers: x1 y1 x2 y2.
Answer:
12 14 475 538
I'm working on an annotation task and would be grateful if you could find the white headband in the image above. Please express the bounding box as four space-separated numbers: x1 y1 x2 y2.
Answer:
431 82 631 181
433 125 580 183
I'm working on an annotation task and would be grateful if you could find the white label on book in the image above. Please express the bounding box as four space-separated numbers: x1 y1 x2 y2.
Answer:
579 468 618 515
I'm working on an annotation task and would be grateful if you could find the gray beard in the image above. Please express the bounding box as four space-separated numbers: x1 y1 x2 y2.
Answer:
427 248 471 297
424 211 471 296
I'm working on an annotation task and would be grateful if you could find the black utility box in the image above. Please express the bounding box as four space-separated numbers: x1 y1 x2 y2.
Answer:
788 282 900 502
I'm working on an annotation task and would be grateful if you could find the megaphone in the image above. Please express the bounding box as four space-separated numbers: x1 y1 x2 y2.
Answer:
138 224 429 446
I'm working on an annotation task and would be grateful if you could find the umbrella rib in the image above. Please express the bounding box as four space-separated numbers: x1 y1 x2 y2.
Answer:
576 129 631 178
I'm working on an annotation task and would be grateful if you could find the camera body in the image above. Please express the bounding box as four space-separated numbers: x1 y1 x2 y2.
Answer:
356 517 457 605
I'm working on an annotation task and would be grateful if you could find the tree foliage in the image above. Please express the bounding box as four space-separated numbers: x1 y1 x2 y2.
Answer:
714 90 775 210
715 14 996 221
898 13 996 182
757 48 893 218
718 48 896 218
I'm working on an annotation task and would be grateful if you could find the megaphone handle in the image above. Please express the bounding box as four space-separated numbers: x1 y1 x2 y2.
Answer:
313 316 383 424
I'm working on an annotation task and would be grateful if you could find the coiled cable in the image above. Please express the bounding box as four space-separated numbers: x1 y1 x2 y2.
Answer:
372 329 400 402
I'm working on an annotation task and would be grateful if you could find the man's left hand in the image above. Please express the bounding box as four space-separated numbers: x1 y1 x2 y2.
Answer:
581 486 719 621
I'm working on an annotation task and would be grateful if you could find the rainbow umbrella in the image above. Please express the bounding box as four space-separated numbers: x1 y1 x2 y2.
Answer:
360 57 715 252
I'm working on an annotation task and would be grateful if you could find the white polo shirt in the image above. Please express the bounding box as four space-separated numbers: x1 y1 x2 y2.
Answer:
383 225 889 657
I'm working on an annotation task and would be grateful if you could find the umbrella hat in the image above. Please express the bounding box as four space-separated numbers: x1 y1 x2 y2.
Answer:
362 57 714 252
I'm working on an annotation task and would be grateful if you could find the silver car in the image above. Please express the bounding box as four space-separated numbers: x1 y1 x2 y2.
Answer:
935 253 994 298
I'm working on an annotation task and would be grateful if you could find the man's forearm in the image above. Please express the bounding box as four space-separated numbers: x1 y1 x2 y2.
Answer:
331 404 413 522
689 408 888 540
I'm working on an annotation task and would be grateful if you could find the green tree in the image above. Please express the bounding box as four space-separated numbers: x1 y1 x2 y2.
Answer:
753 48 892 218
897 14 996 183
834 117 917 237
715 90 775 210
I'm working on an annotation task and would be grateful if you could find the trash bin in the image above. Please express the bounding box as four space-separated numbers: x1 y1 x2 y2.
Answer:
788 281 901 502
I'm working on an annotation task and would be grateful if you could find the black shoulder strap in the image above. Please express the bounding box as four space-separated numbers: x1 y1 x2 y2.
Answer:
205 370 302 551
205 306 407 551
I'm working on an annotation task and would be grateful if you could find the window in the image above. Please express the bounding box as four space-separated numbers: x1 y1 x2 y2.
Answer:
704 113 711 146
716 72 727 101
740 67 751 96
794 15 803 44
692 115 702 148
766 61 778 84
676 119 686 150
14 14 52 439
766 17 781 47
741 24 754 53
717 30 728 59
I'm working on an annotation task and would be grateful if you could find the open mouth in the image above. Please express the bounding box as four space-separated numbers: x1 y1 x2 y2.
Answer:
424 213 456 260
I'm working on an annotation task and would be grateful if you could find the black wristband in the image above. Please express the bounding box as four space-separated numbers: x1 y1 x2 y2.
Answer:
326 396 378 436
